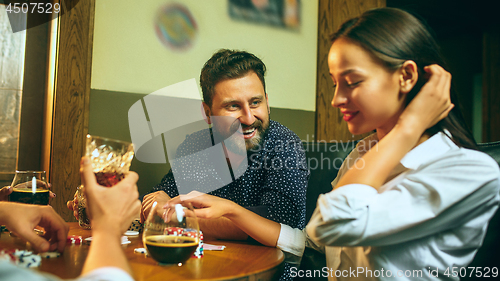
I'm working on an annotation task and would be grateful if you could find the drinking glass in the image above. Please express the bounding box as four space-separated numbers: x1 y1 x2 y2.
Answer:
85 134 134 186
143 201 200 265
9 171 49 205
77 135 134 229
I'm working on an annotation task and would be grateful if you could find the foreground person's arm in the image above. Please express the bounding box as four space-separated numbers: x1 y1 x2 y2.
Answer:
79 157 141 278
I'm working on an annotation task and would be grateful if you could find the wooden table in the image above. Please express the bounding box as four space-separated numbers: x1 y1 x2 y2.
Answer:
0 223 284 280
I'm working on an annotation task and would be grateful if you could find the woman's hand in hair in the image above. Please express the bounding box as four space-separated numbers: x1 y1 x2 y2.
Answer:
398 64 454 135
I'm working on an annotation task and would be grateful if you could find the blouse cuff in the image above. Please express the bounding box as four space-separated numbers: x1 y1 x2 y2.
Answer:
277 223 306 264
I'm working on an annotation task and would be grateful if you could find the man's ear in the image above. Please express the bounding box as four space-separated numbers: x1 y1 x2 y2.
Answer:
399 60 418 94
202 102 211 124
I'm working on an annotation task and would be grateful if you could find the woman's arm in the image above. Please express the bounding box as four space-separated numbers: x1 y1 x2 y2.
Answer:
307 149 500 246
165 192 281 247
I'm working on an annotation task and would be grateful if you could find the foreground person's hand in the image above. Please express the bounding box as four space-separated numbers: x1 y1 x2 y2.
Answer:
80 157 140 235
0 202 68 253
79 156 140 277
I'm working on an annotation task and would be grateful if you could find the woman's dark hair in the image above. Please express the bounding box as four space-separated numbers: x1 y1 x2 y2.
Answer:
200 49 266 108
330 7 477 149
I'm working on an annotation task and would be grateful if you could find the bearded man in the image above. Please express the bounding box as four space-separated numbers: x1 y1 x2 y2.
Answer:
141 49 309 280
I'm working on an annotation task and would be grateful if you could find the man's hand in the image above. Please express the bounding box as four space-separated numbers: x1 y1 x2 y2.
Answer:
140 191 171 223
80 157 141 236
0 202 68 253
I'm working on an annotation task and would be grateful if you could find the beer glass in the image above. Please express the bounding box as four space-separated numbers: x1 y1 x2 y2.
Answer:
9 171 49 205
143 201 200 265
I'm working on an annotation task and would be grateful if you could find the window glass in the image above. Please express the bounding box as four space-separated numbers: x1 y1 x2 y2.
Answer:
0 5 27 172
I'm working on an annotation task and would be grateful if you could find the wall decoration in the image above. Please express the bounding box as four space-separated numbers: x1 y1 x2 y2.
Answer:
228 0 300 30
154 3 198 51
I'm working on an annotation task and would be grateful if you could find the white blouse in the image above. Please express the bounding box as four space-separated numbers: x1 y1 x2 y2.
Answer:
278 132 500 280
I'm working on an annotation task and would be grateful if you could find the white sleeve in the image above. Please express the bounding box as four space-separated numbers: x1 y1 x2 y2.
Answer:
76 267 133 281
307 153 500 247
276 224 305 265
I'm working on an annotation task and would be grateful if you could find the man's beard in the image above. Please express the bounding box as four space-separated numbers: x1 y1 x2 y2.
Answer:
241 119 269 151
220 118 269 153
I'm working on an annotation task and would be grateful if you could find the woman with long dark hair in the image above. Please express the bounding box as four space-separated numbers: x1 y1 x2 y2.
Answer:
166 8 500 280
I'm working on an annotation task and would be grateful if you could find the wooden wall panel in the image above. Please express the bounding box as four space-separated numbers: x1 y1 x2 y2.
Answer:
50 0 95 221
482 29 500 142
315 0 385 142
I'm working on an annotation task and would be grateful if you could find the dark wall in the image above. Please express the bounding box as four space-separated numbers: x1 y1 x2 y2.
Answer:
387 0 498 141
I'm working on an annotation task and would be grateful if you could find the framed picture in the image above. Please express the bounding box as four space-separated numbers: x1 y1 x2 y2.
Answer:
228 0 300 30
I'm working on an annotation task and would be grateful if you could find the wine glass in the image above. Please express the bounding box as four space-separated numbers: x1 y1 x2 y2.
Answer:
143 201 200 265
9 171 49 205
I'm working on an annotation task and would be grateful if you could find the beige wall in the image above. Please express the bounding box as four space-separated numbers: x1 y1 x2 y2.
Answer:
91 0 318 111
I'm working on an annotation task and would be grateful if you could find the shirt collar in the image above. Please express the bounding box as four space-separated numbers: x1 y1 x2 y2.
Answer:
400 131 458 170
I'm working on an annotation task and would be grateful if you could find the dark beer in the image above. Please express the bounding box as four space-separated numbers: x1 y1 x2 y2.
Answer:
9 188 49 205
95 172 125 187
145 235 198 264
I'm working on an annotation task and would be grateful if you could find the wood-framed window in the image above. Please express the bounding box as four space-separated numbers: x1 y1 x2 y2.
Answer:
1 0 95 222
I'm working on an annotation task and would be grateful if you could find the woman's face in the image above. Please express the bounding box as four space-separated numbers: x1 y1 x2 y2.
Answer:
328 38 406 137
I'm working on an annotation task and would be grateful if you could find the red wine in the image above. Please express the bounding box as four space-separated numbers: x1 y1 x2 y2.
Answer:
9 188 49 205
145 235 198 264
94 172 124 187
